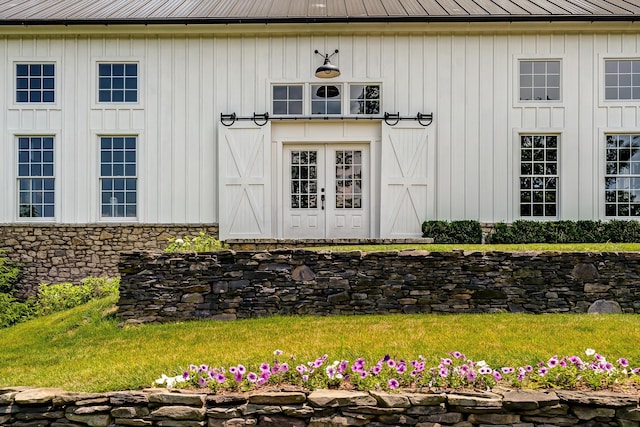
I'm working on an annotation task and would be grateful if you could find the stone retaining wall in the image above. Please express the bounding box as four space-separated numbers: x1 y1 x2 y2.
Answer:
117 249 640 324
0 224 217 296
1 386 639 426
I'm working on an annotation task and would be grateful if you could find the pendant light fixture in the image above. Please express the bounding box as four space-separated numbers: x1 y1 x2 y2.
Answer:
314 49 340 78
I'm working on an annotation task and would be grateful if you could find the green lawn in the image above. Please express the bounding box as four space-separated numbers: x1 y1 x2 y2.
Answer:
1 295 639 392
310 243 640 252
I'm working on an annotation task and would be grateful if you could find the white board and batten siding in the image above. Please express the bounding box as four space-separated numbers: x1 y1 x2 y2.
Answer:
0 26 639 237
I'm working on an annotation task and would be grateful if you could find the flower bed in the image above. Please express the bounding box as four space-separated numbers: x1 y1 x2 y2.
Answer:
156 349 640 395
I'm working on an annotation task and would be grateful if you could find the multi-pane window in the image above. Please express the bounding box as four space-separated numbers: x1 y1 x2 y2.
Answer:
349 85 380 115
98 63 138 103
604 60 640 101
335 150 362 209
311 85 341 114
272 85 303 115
100 136 137 218
17 136 55 218
16 64 55 103
519 60 560 101
605 134 640 217
519 135 558 217
290 150 318 209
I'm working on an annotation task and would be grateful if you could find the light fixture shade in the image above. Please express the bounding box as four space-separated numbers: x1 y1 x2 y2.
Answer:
315 56 340 78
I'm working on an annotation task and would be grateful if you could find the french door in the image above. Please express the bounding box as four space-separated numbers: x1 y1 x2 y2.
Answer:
283 144 369 238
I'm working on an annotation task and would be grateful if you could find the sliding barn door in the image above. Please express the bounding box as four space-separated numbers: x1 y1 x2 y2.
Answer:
380 122 434 238
218 123 271 240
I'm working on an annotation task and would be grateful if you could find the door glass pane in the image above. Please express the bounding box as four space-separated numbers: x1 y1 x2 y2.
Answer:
335 150 362 209
290 150 318 209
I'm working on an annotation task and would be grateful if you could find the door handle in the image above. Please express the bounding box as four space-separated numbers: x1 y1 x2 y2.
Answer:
321 188 325 210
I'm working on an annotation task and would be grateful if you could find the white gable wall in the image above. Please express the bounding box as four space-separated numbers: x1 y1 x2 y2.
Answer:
1 25 639 227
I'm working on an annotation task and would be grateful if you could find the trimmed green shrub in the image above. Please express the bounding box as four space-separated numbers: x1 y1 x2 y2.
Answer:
421 220 483 244
572 220 609 243
606 220 640 243
164 231 224 252
488 220 640 244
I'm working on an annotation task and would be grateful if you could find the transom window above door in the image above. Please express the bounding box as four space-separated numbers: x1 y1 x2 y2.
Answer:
271 83 381 116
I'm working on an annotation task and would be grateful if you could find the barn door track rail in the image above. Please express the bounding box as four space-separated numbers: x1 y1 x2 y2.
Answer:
220 112 433 127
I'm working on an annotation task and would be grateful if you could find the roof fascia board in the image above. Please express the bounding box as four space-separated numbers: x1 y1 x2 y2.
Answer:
0 14 638 26
0 21 637 36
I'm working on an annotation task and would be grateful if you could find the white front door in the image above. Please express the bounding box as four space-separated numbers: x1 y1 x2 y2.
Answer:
283 144 369 238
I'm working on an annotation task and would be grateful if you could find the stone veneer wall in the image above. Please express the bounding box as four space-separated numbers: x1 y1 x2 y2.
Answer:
1 386 640 426
0 224 218 295
117 249 640 324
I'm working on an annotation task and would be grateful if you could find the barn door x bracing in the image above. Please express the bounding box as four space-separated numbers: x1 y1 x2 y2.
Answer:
218 123 271 240
380 122 435 237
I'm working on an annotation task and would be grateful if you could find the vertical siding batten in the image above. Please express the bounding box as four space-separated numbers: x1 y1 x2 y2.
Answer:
185 36 201 223
563 34 579 219
464 34 480 220
450 34 466 219
0 37 8 221
478 34 495 222
435 33 452 219
143 36 159 222
577 33 596 219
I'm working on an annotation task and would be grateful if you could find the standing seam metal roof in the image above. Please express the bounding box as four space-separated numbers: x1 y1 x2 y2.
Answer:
0 0 638 24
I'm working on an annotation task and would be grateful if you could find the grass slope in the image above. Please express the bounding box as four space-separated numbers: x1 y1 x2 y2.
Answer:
1 296 639 392
310 243 640 252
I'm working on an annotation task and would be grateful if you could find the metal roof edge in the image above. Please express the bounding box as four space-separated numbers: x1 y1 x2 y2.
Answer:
0 14 637 26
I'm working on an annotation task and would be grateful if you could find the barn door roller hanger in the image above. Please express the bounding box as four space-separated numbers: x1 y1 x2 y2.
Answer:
220 112 433 127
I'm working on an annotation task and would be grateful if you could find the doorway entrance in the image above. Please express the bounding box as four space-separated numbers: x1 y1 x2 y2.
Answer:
283 144 369 238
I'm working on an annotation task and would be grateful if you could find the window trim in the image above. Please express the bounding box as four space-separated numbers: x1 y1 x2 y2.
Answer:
14 132 60 222
11 58 61 109
92 58 143 109
512 55 564 107
600 55 640 105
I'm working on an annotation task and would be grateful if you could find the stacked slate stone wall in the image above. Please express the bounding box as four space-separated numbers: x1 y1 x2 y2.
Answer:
0 224 217 296
117 249 640 323
1 387 639 426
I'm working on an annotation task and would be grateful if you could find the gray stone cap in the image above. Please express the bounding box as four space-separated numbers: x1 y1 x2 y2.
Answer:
3 386 639 408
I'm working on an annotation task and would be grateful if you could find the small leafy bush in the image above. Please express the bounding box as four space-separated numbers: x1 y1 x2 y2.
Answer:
0 292 35 328
421 220 482 244
164 231 224 253
0 251 21 293
36 277 119 316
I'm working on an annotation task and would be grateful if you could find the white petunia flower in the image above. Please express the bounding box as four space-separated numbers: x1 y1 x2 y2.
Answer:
155 374 169 385
586 348 596 356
